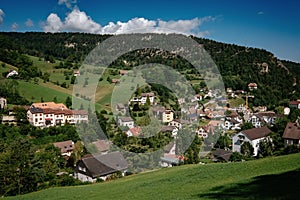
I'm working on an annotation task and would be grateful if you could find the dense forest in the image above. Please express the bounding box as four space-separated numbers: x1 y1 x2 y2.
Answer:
0 32 299 108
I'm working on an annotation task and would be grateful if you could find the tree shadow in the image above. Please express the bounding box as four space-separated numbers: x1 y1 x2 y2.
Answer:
198 168 300 199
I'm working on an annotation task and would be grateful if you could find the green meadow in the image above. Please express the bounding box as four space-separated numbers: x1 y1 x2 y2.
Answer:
7 153 300 200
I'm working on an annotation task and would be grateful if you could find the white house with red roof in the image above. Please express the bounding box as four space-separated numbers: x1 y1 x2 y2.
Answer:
126 126 142 137
289 100 300 109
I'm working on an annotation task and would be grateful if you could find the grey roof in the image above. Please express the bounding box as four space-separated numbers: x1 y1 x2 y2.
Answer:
79 152 128 178
119 116 134 122
161 156 180 164
53 140 74 154
160 126 177 132
213 148 232 162
283 122 300 140
241 126 271 140
164 141 175 153
29 107 43 114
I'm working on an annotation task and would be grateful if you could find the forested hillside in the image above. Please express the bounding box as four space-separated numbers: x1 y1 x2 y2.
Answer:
0 32 299 108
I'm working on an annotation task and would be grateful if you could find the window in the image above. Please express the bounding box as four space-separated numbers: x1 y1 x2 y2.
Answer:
78 166 86 172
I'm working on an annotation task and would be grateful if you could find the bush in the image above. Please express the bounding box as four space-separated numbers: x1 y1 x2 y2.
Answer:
283 145 300 155
229 152 243 162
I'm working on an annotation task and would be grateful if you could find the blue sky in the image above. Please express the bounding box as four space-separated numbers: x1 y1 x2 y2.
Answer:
0 0 299 62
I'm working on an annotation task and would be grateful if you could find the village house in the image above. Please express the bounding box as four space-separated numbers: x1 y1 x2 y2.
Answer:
197 120 224 138
151 106 166 119
0 97 7 109
253 106 267 112
162 109 174 123
27 102 88 127
196 126 209 138
160 126 178 137
224 118 242 130
190 94 202 103
232 126 271 156
186 102 199 122
164 141 176 155
53 140 75 157
117 116 134 129
213 148 232 162
247 111 279 128
160 153 184 167
197 108 207 119
129 92 155 105
231 104 247 114
1 115 17 125
115 103 126 114
126 126 142 137
177 98 185 105
111 79 120 84
91 140 110 154
74 152 128 182
289 100 300 109
248 82 258 91
140 92 155 105
73 69 80 76
282 121 300 147
168 119 190 129
119 70 128 76
226 88 235 98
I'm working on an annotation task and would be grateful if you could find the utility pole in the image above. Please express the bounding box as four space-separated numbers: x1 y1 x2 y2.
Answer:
245 93 254 109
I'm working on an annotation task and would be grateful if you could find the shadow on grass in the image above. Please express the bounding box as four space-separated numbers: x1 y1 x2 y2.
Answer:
198 168 300 199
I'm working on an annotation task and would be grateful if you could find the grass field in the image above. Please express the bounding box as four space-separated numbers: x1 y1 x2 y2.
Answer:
7 153 300 200
229 97 245 107
17 80 71 103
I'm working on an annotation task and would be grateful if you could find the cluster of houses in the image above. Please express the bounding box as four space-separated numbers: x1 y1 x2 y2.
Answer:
1 86 300 182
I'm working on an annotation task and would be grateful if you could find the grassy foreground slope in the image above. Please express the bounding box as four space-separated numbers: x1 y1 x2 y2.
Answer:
8 153 300 200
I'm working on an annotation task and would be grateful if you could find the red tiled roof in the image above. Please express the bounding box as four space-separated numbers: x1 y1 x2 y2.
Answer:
248 83 257 87
128 126 142 137
289 100 300 105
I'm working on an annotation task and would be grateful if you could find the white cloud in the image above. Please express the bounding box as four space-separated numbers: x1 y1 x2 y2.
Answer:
11 22 18 31
158 18 201 35
44 13 63 32
25 18 34 27
58 0 77 9
101 18 157 34
0 9 5 25
257 11 264 15
43 7 214 37
64 9 102 33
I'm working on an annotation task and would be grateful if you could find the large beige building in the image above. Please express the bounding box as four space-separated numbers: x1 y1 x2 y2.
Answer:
162 110 174 123
27 102 88 128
